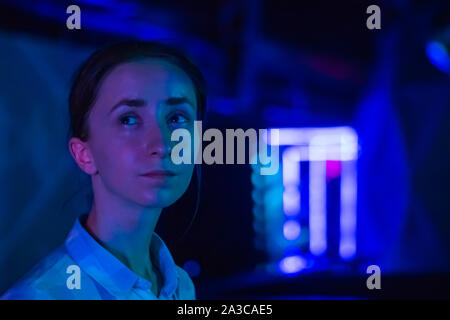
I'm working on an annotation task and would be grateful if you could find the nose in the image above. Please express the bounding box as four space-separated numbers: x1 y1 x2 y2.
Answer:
150 143 172 158
146 126 172 158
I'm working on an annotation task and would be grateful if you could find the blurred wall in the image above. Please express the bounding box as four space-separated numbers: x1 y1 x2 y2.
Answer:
0 31 94 293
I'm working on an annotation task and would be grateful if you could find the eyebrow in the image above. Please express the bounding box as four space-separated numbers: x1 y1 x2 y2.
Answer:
109 97 195 114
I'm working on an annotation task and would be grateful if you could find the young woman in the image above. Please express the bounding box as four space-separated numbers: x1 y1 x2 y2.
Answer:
1 41 206 300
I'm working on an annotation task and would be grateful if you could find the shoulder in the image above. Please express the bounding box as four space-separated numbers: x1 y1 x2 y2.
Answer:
174 266 196 300
1 245 76 300
1 283 52 300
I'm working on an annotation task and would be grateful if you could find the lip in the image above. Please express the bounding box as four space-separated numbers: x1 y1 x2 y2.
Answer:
141 170 177 178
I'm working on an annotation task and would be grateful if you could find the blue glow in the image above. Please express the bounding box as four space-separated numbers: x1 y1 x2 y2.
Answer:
309 159 327 256
276 127 358 258
264 185 284 214
278 255 306 274
76 0 117 7
282 147 301 216
183 260 201 278
426 41 450 74
283 220 301 240
283 187 300 216
209 97 238 115
339 160 357 260
26 1 172 39
252 127 358 272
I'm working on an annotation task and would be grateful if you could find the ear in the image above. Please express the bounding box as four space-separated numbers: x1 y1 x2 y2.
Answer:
68 137 98 175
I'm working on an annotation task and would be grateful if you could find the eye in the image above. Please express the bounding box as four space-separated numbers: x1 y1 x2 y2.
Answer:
168 112 190 126
119 114 139 126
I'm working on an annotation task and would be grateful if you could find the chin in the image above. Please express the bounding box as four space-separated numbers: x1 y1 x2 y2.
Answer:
135 190 181 208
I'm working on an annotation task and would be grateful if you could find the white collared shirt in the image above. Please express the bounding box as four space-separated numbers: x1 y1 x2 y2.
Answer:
1 215 196 300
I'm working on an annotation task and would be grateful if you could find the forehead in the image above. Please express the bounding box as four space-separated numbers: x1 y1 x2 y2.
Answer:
95 58 197 109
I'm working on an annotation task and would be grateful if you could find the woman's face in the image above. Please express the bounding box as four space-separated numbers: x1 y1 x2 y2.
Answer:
78 58 197 208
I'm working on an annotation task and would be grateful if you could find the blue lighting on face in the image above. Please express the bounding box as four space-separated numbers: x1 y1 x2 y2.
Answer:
183 260 201 278
426 41 450 74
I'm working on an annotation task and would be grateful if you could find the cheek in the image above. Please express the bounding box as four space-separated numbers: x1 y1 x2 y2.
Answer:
92 137 139 178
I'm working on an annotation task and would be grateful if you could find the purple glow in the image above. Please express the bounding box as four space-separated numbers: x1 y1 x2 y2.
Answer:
283 186 300 216
326 160 341 182
309 159 327 256
283 220 301 240
339 160 357 260
282 148 301 216
278 255 307 274
276 127 358 259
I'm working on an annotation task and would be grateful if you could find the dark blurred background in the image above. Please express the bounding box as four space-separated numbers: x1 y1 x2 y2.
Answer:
1 0 450 299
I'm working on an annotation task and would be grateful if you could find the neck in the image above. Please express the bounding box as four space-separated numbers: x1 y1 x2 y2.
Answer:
84 198 162 281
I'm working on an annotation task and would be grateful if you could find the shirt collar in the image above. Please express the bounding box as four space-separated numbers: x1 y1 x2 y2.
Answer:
64 214 179 299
